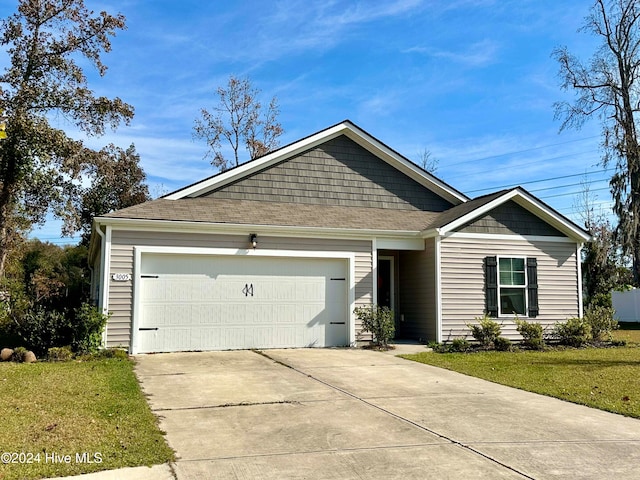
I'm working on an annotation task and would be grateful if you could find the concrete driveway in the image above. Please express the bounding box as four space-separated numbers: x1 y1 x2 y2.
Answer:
134 348 640 479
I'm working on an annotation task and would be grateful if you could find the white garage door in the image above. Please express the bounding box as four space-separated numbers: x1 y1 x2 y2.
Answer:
136 253 348 353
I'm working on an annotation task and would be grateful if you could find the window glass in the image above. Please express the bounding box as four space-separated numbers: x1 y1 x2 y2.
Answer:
498 257 527 315
499 258 525 286
500 288 526 315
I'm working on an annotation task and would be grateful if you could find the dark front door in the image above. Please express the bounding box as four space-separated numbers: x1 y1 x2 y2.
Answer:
378 258 392 308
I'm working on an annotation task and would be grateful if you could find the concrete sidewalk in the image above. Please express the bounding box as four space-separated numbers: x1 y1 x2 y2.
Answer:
51 347 640 479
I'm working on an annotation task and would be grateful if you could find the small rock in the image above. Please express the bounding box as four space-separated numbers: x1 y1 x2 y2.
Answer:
23 351 37 363
0 348 13 361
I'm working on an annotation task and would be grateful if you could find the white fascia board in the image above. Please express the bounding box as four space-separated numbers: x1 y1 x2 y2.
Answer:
341 128 468 205
94 216 423 240
165 121 468 205
435 189 591 243
510 193 591 242
165 124 348 199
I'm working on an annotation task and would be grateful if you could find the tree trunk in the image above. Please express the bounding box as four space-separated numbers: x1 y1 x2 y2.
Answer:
631 167 640 284
0 195 12 281
0 145 19 281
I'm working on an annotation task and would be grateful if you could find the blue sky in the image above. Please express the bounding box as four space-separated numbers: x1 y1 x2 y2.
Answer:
4 0 613 243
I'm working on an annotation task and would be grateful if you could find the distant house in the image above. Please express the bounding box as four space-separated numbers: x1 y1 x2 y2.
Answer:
89 121 590 353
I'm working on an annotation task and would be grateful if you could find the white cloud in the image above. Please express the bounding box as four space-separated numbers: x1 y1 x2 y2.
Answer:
404 39 500 67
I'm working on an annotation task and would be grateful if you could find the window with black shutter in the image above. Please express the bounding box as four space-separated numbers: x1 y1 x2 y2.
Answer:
485 256 539 317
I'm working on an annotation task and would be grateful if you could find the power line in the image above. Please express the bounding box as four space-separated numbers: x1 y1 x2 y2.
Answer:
539 186 610 200
442 135 601 169
444 150 600 181
465 168 614 194
528 180 608 194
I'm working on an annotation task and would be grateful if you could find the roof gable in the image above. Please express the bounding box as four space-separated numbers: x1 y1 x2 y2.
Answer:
455 200 565 236
427 188 591 242
204 135 455 212
165 120 468 206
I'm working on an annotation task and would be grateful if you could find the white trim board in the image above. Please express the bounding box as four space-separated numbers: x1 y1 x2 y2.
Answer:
129 246 357 354
430 188 591 243
442 232 577 244
95 216 424 240
165 121 468 205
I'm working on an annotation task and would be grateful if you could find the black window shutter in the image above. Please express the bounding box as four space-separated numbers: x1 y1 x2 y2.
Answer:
527 257 539 318
485 256 498 317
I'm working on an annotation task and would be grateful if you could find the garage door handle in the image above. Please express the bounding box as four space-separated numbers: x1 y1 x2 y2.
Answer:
141 275 159 278
330 277 345 281
139 327 159 331
330 322 345 325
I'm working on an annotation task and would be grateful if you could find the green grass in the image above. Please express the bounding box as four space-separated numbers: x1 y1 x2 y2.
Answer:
614 322 640 344
402 342 640 419
0 357 174 480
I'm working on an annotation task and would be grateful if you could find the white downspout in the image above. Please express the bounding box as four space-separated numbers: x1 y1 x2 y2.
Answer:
577 242 584 318
95 224 112 346
435 235 442 343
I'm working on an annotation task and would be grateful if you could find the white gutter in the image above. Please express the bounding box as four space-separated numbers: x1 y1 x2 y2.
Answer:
93 216 425 240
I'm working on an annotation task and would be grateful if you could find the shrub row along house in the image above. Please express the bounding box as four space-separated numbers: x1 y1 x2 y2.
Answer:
88 121 590 353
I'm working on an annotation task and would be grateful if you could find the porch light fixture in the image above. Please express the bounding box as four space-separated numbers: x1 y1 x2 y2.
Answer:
249 233 258 249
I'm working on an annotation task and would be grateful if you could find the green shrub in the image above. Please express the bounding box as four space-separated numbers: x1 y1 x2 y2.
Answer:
13 306 71 357
553 317 591 347
467 315 501 348
494 336 512 351
47 346 74 361
584 305 618 342
354 305 395 348
12 346 28 362
588 292 612 308
12 303 108 357
515 318 544 349
427 341 441 350
449 337 471 352
87 348 129 360
71 304 109 354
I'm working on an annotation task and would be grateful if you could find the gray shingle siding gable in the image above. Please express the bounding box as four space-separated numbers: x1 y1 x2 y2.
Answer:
205 135 454 212
456 200 565 236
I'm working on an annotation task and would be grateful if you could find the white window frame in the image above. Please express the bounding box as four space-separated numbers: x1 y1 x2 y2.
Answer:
497 256 528 317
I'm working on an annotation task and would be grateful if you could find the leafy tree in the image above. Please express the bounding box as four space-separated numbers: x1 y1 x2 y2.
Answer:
553 0 640 284
582 218 633 306
18 239 88 311
574 178 633 306
0 0 134 279
75 143 150 245
194 75 283 171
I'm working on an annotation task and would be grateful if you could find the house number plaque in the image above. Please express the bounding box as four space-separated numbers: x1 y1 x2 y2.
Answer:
111 273 132 282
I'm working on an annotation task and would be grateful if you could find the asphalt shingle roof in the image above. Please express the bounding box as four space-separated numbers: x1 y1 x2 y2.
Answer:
424 190 509 230
103 197 441 232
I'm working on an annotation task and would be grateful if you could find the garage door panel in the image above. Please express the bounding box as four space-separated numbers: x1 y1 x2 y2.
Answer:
137 254 348 353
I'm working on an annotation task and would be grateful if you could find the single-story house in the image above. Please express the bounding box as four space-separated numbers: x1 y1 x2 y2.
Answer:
89 120 591 354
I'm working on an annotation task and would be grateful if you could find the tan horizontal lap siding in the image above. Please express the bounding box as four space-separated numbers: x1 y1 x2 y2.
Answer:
399 238 437 341
440 236 579 342
105 230 372 348
107 242 134 348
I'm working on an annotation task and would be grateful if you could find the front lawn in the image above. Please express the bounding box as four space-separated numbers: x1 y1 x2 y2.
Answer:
613 322 640 344
0 357 174 480
402 342 640 419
